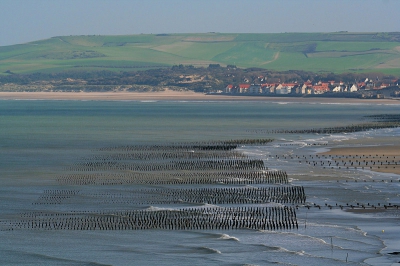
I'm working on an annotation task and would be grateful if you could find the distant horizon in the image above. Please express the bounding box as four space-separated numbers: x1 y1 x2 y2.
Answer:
4 31 400 47
1 0 399 47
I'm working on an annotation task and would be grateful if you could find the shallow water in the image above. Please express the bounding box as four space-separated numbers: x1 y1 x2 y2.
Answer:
1 100 399 265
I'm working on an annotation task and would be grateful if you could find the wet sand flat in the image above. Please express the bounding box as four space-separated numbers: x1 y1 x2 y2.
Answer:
321 145 400 175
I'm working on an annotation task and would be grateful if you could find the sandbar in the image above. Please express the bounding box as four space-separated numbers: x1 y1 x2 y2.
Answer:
321 145 400 175
1 91 400 104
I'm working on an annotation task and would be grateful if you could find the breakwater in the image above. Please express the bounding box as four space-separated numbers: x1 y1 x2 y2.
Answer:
249 114 400 135
57 170 288 185
2 206 298 231
1 139 302 231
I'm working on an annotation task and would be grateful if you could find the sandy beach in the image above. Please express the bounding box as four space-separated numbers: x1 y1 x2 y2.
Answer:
1 90 400 103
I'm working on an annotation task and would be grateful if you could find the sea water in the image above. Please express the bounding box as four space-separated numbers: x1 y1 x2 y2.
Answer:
1 99 399 265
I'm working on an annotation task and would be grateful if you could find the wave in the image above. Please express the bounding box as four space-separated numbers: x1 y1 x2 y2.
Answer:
251 242 374 265
318 102 370 106
251 243 284 252
144 206 177 211
294 222 383 250
218 233 240 241
253 243 323 258
202 203 222 208
193 231 240 242
259 230 329 246
2 249 111 266
303 135 354 143
269 101 331 106
12 98 46 101
196 246 222 254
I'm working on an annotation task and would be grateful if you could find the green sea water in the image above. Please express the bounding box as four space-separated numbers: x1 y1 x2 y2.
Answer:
1 100 394 147
0 100 388 183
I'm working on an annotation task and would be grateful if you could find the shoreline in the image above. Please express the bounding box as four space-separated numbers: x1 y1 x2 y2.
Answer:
1 91 400 104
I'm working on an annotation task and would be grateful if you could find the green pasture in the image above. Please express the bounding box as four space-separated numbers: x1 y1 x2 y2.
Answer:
234 33 324 43
1 33 399 74
212 42 277 68
314 41 397 52
265 51 396 72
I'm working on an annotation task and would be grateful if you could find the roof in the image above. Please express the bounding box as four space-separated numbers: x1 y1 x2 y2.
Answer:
312 84 330 91
282 83 297 87
239 84 251 88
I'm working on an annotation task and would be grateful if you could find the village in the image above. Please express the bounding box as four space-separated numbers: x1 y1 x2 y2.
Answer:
222 77 400 98
2 63 400 98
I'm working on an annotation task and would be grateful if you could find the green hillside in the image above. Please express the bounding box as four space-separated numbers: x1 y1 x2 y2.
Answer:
1 32 400 74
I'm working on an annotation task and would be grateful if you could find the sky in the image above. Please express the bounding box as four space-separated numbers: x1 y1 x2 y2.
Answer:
1 0 399 46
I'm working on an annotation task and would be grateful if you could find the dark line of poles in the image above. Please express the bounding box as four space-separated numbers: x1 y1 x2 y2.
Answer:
248 122 400 135
57 170 288 185
65 159 268 172
1 206 298 231
33 186 306 205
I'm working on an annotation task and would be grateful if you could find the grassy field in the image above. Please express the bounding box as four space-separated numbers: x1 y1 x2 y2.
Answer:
0 32 399 74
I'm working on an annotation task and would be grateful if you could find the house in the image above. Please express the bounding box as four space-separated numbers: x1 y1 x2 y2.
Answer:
300 82 313 94
295 84 307 94
249 85 262 94
357 82 366 90
349 84 359 92
332 83 348 92
312 82 330 94
272 84 280 93
261 83 277 94
273 83 296 94
268 84 277 94
225 84 234 93
238 84 250 93
332 85 342 92
365 83 375 90
223 77 394 96
275 87 292 94
305 87 313 94
380 83 390 89
275 84 291 94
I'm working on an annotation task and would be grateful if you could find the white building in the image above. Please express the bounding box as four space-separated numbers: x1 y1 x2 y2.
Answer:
349 84 359 92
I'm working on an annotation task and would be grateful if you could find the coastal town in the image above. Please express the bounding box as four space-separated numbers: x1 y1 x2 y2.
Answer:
222 78 400 98
1 64 400 99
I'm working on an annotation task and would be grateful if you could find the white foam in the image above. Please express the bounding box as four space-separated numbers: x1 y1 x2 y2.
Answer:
218 234 240 241
199 246 222 254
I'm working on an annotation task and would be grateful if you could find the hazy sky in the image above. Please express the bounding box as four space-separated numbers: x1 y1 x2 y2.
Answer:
1 0 399 46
